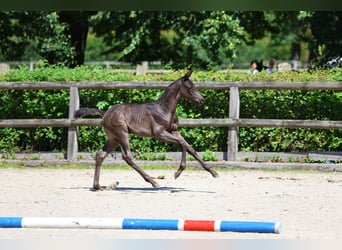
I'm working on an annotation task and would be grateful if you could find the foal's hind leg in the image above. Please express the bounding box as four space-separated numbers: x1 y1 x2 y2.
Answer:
119 132 160 187
93 139 117 190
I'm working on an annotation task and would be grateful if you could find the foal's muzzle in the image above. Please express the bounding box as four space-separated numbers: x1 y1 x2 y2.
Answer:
198 97 205 105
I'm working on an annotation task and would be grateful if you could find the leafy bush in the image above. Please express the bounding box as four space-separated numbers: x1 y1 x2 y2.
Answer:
0 65 341 154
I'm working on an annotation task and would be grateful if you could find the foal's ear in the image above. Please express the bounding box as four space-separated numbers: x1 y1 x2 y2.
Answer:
183 70 193 80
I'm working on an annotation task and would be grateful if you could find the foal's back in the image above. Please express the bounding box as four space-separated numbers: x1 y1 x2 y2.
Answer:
102 102 166 137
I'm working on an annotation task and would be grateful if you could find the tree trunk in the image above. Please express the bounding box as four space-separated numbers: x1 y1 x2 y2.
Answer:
186 45 193 68
290 42 301 61
59 12 95 67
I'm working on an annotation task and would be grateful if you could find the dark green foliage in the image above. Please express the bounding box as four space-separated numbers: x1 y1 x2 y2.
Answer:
0 89 69 152
0 66 341 154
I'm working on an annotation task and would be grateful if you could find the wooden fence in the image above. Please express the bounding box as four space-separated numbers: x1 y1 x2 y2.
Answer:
0 81 341 161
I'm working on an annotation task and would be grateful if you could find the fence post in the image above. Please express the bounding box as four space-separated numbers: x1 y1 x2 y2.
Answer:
227 86 240 161
135 61 148 75
67 87 79 161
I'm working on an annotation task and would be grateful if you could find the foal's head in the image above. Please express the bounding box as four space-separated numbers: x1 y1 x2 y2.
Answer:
179 71 204 105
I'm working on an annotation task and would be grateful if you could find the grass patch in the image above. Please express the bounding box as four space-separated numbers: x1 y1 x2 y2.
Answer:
0 161 335 175
0 162 178 171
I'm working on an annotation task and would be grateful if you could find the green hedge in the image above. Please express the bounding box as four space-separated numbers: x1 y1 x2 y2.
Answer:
0 65 341 154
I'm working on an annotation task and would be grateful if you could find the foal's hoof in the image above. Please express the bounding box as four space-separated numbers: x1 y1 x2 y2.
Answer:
151 181 160 188
211 170 219 178
211 170 220 178
93 184 103 190
174 171 181 179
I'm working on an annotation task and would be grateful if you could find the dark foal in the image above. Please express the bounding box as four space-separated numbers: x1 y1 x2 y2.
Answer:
75 71 219 190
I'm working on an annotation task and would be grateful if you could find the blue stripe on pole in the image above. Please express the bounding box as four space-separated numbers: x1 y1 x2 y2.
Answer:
122 218 179 230
0 217 22 228
220 221 276 233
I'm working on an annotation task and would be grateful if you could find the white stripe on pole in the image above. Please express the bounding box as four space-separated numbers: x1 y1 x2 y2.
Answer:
22 217 123 229
214 220 221 232
274 222 281 234
177 219 185 231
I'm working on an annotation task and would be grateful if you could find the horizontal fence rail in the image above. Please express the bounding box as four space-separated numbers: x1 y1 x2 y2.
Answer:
0 81 341 161
0 118 341 129
1 81 342 90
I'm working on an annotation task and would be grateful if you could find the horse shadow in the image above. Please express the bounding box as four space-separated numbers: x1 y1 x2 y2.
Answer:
86 186 215 194
64 184 215 194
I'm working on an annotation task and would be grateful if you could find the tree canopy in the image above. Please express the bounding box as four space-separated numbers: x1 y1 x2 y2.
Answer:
90 11 245 69
0 11 341 69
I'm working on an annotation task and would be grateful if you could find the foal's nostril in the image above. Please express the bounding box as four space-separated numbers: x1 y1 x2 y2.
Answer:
199 98 205 105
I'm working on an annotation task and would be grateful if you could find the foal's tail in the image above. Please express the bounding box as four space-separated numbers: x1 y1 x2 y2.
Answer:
74 108 106 118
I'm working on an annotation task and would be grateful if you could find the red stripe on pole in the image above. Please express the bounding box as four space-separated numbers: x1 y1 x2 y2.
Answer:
183 220 215 231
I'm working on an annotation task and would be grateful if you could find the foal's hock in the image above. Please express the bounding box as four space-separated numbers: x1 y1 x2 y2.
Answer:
75 71 218 190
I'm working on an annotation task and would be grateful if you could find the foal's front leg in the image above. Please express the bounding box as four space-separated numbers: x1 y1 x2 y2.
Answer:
158 130 219 179
183 138 219 178
174 144 187 179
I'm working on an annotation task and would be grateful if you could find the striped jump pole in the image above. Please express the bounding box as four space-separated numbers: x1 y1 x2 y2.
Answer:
0 217 281 234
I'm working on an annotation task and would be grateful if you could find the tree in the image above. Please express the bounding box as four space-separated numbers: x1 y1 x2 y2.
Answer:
1 11 341 69
172 11 245 69
0 12 76 65
299 11 342 66
0 12 28 60
236 11 342 66
234 11 305 61
90 11 167 64
34 12 77 65
263 12 304 61
90 11 245 69
59 11 97 66
0 11 96 67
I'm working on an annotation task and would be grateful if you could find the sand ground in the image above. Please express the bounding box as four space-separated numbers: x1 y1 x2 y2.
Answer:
0 167 341 239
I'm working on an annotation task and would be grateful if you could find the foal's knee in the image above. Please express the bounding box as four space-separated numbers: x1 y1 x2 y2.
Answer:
96 150 108 159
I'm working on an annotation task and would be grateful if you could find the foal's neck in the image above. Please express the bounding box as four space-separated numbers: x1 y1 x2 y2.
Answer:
157 81 181 113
